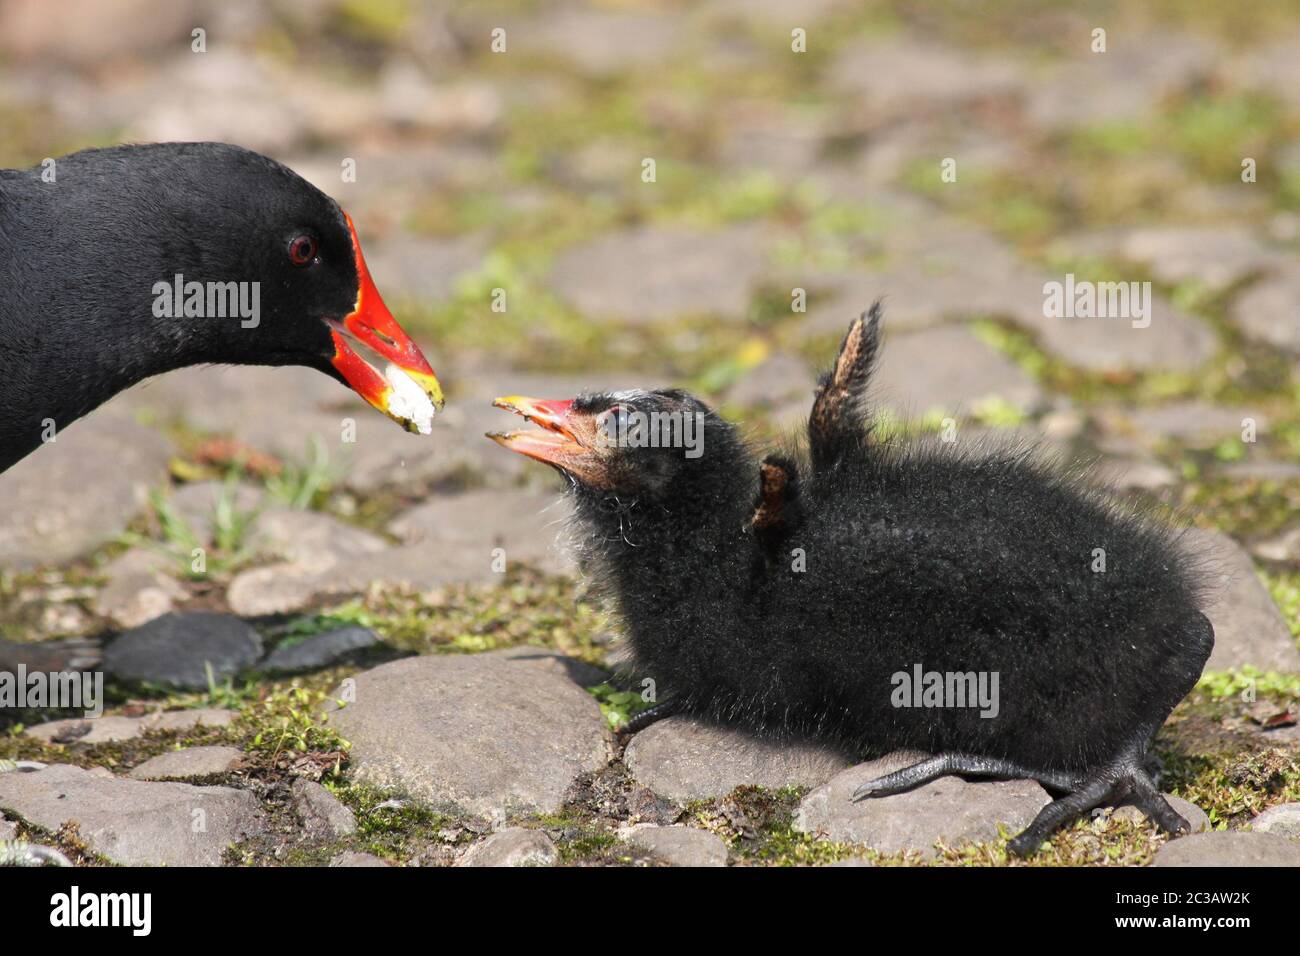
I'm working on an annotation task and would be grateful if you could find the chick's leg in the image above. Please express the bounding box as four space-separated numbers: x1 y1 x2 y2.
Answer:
851 753 1076 801
1008 773 1117 857
1125 766 1191 835
619 699 681 735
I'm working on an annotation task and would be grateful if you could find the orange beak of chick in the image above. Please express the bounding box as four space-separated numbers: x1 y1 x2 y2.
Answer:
487 396 610 486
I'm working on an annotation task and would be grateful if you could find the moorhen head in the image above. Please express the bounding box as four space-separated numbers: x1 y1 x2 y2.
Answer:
489 390 747 499
0 142 443 472
488 305 1215 856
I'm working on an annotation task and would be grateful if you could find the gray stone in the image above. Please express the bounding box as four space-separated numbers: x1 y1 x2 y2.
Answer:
221 507 393 615
93 548 186 629
1234 37 1300 110
147 708 239 733
1187 529 1300 673
167 481 267 543
1111 795 1209 833
625 824 729 867
365 232 487 306
0 814 15 841
1024 292 1216 374
1091 457 1178 493
550 224 772 326
126 50 312 155
118 363 338 435
1220 461 1300 483
0 637 100 674
325 649 611 816
103 612 264 690
514 10 684 77
455 827 558 867
386 490 576 576
799 253 1043 341
794 751 1050 857
1254 528 1300 563
329 850 391 867
25 708 237 745
0 413 171 569
0 764 264 866
116 364 444 496
831 37 1020 119
1250 803 1300 839
1232 267 1300 352
1095 226 1281 293
129 746 244 780
374 61 500 133
247 509 388 565
0 634 98 671
226 543 468 617
1101 403 1262 450
1028 33 1216 129
0 0 195 63
261 626 379 675
623 716 855 802
871 325 1044 418
724 352 817 412
1153 830 1300 867
713 100 829 176
705 0 855 25
291 778 357 839
25 716 157 746
795 196 1216 373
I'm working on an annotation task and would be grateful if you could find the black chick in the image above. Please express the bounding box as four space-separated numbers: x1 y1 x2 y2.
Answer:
0 142 443 472
487 305 1214 855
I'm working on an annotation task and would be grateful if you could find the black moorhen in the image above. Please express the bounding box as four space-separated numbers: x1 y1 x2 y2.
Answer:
0 142 443 473
486 304 1214 856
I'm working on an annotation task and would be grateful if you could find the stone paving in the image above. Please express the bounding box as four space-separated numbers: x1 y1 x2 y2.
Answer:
1 1 1299 866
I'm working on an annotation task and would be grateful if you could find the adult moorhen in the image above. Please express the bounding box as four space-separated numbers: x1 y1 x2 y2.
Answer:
487 304 1214 856
0 142 443 473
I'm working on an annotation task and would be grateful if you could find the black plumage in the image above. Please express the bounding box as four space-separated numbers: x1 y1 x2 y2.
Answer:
0 142 441 473
489 305 1214 854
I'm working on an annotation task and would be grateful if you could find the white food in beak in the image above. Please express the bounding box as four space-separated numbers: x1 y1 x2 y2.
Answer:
383 362 436 435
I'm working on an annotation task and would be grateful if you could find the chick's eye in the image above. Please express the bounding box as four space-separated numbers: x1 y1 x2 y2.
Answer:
288 234 318 267
596 404 629 443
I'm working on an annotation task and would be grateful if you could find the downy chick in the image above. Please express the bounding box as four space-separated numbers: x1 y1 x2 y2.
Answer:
487 305 1213 855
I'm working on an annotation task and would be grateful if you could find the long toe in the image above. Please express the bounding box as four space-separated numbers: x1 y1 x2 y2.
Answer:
1128 769 1191 835
1007 831 1044 858
850 780 885 802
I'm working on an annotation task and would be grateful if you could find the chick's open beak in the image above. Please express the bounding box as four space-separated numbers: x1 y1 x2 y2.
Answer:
329 212 444 434
487 396 609 485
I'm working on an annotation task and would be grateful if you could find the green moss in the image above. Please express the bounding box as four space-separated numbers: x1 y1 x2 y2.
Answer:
1181 479 1300 539
323 571 613 667
586 683 652 730
1165 93 1283 180
1197 667 1300 702
555 828 620 863
333 0 412 42
1261 570 1300 638
1162 748 1300 828
239 683 352 761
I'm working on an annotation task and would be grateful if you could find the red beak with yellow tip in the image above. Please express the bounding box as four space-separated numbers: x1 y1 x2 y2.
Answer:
328 212 444 434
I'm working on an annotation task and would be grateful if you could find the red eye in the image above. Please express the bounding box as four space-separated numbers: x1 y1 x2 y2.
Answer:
289 234 318 266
